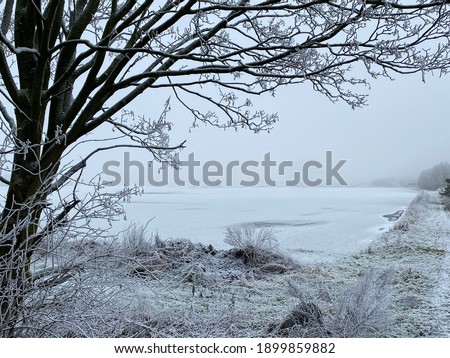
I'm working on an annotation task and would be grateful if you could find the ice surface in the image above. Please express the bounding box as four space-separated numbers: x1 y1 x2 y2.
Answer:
0 185 417 262
113 186 417 261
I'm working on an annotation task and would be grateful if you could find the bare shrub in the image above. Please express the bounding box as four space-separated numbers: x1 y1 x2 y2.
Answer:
269 281 328 337
281 269 393 338
224 225 286 266
328 269 393 337
116 226 187 277
13 237 133 337
119 223 155 257
272 297 326 337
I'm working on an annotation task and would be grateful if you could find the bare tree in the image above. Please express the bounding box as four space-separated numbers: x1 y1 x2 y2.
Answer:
418 161 450 190
1 0 450 336
432 161 450 186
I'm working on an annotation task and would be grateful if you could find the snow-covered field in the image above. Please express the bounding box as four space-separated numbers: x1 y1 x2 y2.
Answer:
5 185 450 337
114 186 417 262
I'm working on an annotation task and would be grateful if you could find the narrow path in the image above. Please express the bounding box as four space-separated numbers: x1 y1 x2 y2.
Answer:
429 194 450 337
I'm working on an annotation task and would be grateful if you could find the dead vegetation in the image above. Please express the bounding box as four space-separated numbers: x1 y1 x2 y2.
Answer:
13 222 397 338
269 269 393 338
224 224 296 273
10 224 296 337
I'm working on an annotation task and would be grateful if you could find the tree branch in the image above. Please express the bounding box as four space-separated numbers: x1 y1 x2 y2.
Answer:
0 99 16 135
0 175 10 185
49 141 186 192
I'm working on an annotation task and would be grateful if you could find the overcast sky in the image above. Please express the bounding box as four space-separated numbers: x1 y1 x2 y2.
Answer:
82 69 450 187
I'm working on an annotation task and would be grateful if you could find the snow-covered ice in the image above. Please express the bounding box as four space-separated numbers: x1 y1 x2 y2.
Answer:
113 186 417 261
0 185 417 262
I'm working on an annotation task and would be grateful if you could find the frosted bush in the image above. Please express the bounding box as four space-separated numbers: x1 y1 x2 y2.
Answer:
224 224 280 265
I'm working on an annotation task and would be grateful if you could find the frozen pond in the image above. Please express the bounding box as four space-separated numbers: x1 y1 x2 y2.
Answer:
0 185 417 263
118 186 417 262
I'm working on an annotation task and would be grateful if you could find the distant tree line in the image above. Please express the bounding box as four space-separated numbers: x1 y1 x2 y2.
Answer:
417 162 450 190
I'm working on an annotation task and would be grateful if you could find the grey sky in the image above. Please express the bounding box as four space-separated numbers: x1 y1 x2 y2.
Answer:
88 70 450 187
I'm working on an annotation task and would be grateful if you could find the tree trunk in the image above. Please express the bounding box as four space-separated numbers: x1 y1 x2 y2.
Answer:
0 241 31 337
0 164 48 336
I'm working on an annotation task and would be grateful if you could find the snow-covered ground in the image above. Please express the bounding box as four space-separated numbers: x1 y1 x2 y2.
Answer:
334 191 450 337
114 186 417 262
11 188 450 337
